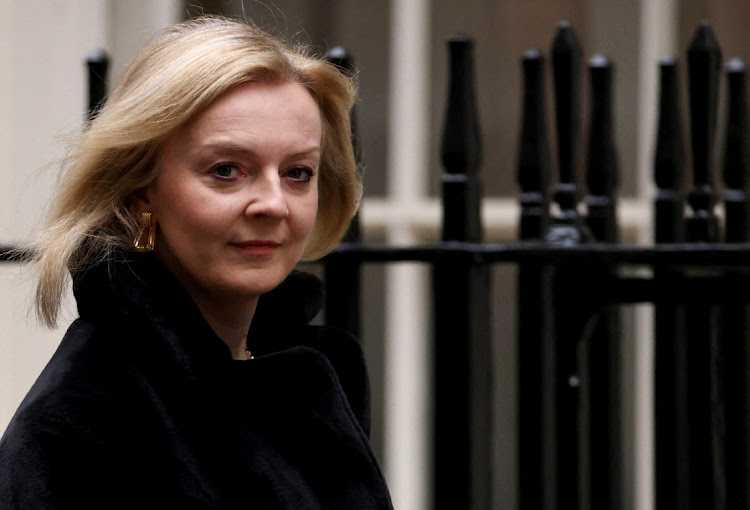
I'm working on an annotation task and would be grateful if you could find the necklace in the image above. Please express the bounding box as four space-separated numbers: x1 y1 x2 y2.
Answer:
246 349 254 360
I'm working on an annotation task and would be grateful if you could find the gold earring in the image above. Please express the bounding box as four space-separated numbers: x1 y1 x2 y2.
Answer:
133 211 156 252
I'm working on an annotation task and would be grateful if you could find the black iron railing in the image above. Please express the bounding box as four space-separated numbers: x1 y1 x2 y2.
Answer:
322 21 750 510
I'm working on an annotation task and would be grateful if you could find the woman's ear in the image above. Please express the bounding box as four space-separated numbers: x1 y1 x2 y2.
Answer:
128 187 152 218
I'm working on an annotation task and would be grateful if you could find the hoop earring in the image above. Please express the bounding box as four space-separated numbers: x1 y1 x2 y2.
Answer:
133 211 156 252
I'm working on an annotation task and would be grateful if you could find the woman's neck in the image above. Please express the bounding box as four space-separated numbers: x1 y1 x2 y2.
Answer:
191 294 259 360
152 250 260 359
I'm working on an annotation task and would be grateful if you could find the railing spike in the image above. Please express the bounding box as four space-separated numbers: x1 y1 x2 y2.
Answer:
517 48 550 241
654 58 685 193
654 57 686 244
441 34 482 177
86 48 109 122
586 54 618 196
547 21 591 245
441 34 483 242
585 53 619 243
551 21 582 187
686 21 722 242
722 58 749 243
326 46 361 243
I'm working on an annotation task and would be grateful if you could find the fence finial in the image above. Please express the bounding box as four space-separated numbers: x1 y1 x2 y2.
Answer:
517 48 550 241
546 21 591 245
585 54 619 243
326 46 361 243
723 58 749 243
654 57 686 244
441 34 483 242
686 21 722 242
86 48 109 122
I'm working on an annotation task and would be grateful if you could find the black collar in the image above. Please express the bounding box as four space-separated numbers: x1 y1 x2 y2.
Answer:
72 249 325 379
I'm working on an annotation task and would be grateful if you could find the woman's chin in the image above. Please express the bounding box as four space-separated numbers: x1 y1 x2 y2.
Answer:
226 277 288 300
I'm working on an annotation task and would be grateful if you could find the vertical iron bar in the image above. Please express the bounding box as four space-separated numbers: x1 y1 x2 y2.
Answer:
86 49 109 122
584 53 621 510
685 21 723 510
323 47 362 339
547 22 589 510
434 34 492 510
551 269 598 510
516 47 554 510
721 57 749 510
653 57 689 510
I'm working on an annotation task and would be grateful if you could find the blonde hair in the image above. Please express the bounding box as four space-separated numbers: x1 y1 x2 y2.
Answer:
33 16 360 327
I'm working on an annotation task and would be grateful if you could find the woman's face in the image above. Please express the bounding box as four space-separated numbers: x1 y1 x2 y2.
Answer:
140 81 321 308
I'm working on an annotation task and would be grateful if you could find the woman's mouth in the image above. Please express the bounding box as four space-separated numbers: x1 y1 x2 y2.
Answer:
230 240 281 255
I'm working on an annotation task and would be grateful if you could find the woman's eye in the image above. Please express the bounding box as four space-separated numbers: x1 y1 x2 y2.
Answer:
286 166 314 182
213 163 239 179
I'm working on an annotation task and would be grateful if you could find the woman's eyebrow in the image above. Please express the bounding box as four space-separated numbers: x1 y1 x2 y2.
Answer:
197 141 256 156
197 141 321 159
287 146 322 159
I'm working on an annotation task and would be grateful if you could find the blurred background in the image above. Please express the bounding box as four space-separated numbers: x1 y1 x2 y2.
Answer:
2 1 750 508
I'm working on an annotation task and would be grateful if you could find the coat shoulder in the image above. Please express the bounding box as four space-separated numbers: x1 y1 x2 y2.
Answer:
303 325 373 436
0 320 121 509
11 319 121 427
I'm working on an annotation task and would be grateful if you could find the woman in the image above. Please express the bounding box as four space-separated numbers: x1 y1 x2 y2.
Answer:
0 16 392 509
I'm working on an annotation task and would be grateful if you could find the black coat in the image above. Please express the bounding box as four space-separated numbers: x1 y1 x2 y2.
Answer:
0 252 392 509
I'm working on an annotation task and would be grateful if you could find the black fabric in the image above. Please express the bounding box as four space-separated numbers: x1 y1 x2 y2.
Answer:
0 251 392 509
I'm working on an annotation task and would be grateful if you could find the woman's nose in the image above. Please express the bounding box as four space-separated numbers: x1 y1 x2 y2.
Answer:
244 171 289 219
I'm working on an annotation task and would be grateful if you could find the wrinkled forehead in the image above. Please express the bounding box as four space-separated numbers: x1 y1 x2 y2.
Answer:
159 81 323 164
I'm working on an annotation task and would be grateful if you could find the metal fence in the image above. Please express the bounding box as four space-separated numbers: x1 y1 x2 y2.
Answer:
324 21 750 510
